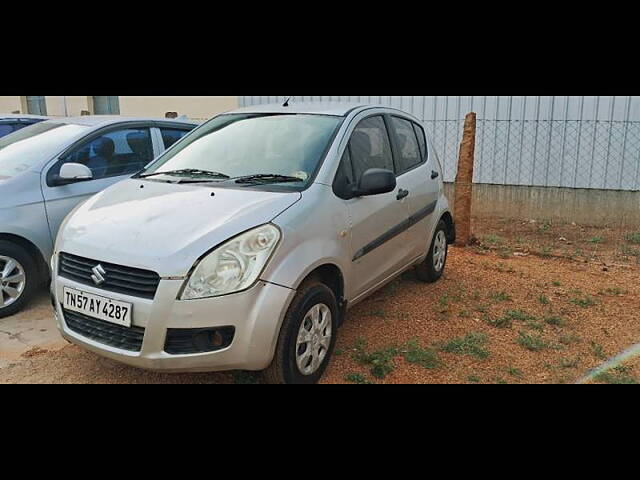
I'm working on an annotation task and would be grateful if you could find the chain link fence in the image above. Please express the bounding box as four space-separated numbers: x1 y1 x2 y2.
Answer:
424 119 640 192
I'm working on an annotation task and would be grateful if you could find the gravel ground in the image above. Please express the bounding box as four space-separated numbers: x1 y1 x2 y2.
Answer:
2 240 640 384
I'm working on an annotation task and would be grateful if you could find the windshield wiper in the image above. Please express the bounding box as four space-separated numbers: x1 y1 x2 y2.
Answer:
233 174 304 184
139 168 230 180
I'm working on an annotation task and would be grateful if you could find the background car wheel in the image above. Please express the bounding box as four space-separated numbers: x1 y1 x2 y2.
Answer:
0 241 38 318
416 220 448 283
263 279 338 384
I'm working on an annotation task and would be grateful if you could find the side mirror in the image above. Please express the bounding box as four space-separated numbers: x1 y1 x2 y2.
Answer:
353 168 396 197
53 163 93 186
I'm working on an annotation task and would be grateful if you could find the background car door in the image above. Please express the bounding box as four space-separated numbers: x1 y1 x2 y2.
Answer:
340 115 413 300
41 125 159 244
387 116 440 261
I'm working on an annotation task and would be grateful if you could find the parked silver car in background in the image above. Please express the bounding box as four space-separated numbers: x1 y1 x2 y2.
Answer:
0 114 49 138
51 103 455 384
0 116 197 317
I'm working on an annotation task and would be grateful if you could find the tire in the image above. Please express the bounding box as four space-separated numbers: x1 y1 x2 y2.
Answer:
0 241 38 319
263 279 338 384
416 220 448 283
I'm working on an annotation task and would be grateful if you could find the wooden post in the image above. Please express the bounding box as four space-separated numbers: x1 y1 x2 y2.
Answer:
454 112 477 246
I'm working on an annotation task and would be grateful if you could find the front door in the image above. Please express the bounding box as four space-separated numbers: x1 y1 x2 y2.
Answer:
341 115 412 299
41 126 155 243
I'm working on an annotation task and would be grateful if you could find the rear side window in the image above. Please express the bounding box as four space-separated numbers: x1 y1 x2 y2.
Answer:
160 128 191 150
390 116 422 174
412 122 428 162
349 116 394 179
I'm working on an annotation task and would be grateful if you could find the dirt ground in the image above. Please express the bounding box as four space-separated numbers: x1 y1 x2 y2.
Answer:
2 218 640 384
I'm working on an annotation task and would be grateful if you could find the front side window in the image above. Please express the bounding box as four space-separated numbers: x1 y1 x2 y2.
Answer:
52 127 153 181
348 116 394 180
0 122 90 180
390 116 422 174
142 114 342 188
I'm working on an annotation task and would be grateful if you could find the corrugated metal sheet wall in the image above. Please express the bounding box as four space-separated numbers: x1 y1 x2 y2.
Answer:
238 96 640 191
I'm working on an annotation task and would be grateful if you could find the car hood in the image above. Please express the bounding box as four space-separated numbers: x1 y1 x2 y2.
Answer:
56 179 301 277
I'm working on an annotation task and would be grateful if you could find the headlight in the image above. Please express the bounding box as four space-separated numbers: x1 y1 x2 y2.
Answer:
180 224 281 300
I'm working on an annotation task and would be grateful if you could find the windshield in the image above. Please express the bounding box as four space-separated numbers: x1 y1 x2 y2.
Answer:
140 113 342 187
0 122 90 180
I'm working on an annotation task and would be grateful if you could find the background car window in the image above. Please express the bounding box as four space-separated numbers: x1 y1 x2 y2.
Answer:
391 116 422 174
412 122 428 162
349 116 394 179
0 124 14 138
58 127 153 180
160 128 190 149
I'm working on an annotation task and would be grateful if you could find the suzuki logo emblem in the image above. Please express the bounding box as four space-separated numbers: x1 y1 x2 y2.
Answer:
91 264 107 286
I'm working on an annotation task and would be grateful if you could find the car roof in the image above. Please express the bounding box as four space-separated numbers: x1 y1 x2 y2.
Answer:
228 101 374 117
0 113 49 120
44 115 199 127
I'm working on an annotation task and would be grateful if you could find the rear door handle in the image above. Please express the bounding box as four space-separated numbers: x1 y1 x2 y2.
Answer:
431 170 439 179
396 188 409 200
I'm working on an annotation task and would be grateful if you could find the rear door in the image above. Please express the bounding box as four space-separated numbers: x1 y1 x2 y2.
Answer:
41 124 155 243
387 115 439 260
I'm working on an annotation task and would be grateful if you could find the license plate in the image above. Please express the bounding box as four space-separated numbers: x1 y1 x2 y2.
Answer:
63 287 133 327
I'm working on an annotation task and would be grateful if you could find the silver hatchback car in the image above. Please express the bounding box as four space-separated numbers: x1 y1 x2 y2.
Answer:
51 103 455 384
0 116 197 317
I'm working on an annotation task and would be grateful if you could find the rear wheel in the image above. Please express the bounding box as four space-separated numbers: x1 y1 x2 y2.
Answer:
416 220 448 283
263 279 338 384
0 241 38 318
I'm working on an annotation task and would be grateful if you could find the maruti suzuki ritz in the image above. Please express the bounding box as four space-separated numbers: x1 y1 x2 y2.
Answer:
51 102 455 384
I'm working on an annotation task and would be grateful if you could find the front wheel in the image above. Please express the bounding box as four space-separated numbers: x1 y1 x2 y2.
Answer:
263 279 338 384
416 220 448 283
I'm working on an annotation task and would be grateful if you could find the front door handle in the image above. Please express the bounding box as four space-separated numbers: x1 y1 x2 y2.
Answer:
431 170 439 179
396 188 409 200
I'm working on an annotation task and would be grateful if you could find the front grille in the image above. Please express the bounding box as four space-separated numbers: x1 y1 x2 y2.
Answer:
63 308 145 352
59 252 160 299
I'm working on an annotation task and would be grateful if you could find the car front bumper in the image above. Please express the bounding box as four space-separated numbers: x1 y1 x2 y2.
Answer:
53 274 295 372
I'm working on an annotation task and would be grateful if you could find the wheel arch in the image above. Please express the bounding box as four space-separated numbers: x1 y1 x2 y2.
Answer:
0 233 48 282
293 262 346 325
439 210 456 244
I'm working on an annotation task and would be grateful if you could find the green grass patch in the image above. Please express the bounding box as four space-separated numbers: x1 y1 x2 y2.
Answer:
552 280 562 287
544 315 565 326
588 236 603 244
594 370 637 384
538 294 550 305
482 234 505 245
354 342 399 379
570 296 596 308
504 309 535 322
517 331 549 351
525 320 544 332
467 374 481 383
490 291 512 302
625 232 640 244
559 357 580 369
441 332 490 360
344 373 373 384
558 333 580 345
402 339 441 369
590 341 606 360
505 366 524 378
